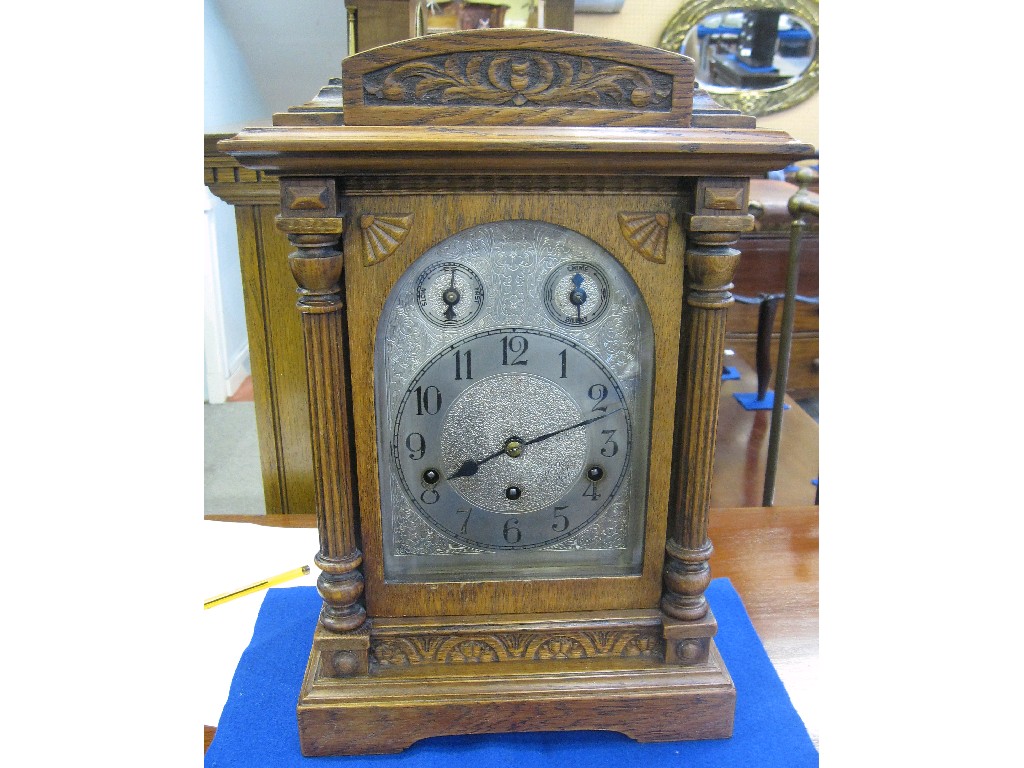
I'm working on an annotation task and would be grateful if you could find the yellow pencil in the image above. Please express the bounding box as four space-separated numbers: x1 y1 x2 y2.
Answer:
204 565 311 609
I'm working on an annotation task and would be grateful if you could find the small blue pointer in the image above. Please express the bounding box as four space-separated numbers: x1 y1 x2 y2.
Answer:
569 273 588 320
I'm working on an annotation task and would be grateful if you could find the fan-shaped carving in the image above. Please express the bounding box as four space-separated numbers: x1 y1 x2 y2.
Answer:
361 214 414 265
618 212 670 263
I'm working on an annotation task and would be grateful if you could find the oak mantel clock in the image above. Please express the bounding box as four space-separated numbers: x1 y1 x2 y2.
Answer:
221 28 812 756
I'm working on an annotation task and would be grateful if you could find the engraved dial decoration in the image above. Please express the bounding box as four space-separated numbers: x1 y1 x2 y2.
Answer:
375 220 654 581
393 328 632 550
415 262 484 327
543 262 610 327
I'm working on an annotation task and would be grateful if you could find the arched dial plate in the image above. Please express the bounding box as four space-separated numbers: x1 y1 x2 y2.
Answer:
374 220 654 582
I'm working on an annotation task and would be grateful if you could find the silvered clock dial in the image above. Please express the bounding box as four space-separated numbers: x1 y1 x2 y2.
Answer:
375 220 654 582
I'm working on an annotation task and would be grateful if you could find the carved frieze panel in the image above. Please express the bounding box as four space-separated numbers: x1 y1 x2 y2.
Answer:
370 627 664 668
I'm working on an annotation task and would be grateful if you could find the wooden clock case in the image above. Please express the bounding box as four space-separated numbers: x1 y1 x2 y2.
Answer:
221 29 813 756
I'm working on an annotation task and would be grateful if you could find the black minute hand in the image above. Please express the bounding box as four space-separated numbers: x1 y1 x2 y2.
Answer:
447 408 623 481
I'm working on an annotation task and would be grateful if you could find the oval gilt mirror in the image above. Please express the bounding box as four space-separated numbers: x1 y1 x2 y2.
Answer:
660 0 818 116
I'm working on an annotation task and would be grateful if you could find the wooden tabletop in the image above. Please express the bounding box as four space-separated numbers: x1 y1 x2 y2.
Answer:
712 356 819 508
205 506 818 750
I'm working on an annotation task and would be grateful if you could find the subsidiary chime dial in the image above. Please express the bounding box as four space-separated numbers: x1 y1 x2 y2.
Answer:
375 221 654 580
543 261 610 327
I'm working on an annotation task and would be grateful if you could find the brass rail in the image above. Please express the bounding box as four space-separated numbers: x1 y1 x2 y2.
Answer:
762 168 819 506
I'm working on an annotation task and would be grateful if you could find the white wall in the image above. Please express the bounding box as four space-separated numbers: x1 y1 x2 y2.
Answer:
203 0 349 403
203 0 265 403
209 0 350 118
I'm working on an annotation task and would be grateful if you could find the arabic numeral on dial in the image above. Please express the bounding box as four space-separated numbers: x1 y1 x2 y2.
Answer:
420 487 440 505
454 349 472 380
588 383 609 412
600 429 618 457
501 335 529 366
552 505 569 532
502 517 522 544
414 385 442 415
459 509 472 534
406 432 426 460
558 348 567 378
583 481 601 501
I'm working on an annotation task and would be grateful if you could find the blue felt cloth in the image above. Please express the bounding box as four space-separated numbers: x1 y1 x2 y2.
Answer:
721 366 741 381
734 391 790 411
696 24 742 39
206 579 817 767
777 28 812 42
724 54 777 74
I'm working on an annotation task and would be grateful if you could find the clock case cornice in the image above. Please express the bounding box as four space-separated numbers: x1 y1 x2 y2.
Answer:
220 123 811 179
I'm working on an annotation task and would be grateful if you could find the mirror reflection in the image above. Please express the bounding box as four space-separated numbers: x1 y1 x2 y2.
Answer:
680 9 816 93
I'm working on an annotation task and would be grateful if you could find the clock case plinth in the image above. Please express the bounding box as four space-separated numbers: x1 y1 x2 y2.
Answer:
221 29 814 756
299 611 731 755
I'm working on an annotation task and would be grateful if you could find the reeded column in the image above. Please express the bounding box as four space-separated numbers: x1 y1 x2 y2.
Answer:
662 177 753 622
277 179 365 634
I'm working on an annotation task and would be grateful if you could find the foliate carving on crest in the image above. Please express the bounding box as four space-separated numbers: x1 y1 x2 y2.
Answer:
363 52 673 111
618 212 670 263
360 214 414 265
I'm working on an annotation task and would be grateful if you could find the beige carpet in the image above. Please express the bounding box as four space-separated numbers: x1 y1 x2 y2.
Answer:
204 402 266 516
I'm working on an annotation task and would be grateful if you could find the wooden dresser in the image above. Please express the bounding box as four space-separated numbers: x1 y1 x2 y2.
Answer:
205 136 316 516
726 177 818 398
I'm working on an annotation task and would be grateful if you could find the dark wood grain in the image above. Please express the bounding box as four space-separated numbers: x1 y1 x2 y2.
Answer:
727 335 818 400
728 178 819 395
712 356 819 508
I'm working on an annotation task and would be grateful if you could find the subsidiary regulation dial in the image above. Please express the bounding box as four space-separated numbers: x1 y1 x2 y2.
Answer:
543 261 611 327
415 262 485 328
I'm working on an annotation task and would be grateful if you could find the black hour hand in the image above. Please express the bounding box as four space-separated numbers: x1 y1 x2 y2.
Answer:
448 458 482 480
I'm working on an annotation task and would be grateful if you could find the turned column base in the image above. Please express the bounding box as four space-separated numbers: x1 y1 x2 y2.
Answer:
315 551 366 633
662 538 714 621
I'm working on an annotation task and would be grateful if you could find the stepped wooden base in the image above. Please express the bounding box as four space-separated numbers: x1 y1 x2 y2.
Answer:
297 609 735 755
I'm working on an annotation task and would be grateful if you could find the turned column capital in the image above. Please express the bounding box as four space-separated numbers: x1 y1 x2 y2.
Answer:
276 215 346 313
682 176 753 307
683 247 742 308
